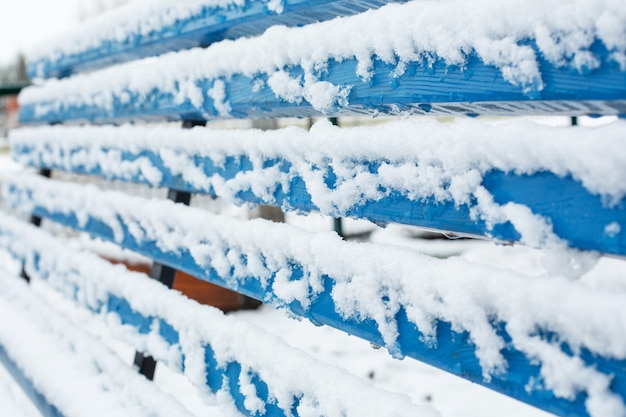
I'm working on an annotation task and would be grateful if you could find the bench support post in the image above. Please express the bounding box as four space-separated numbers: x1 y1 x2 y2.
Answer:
328 117 344 238
134 121 199 380
29 169 51 227
21 168 52 283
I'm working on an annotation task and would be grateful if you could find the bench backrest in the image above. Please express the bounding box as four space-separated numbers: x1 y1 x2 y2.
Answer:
2 1 626 417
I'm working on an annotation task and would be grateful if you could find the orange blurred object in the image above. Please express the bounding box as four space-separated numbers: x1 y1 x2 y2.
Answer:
113 259 261 313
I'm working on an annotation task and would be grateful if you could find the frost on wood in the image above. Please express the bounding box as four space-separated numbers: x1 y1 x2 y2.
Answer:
19 0 626 118
0 271 194 417
10 119 626 250
0 214 431 417
2 177 626 417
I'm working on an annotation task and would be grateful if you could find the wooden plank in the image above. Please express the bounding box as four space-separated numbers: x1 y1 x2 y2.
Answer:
19 0 626 123
0 271 196 417
3 177 626 417
19 49 626 124
11 122 626 256
0 214 430 417
29 0 407 79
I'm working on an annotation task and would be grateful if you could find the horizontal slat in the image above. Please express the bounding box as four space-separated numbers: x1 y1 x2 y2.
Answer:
0 271 195 417
0 346 64 417
3 175 626 417
19 0 626 123
10 120 626 256
28 0 406 79
0 213 431 417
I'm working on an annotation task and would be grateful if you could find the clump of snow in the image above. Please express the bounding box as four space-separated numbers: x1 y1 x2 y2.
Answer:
605 221 621 237
541 248 600 281
267 72 351 113
2 175 626 417
266 0 284 14
10 119 626 249
206 80 231 116
19 0 626 117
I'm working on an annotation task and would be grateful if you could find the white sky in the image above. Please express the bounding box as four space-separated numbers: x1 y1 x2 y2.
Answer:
0 0 81 65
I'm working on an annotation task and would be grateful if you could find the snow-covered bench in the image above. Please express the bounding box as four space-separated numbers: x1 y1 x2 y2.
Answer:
2 1 626 417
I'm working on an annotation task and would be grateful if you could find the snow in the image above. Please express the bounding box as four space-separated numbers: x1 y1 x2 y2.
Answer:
0 365 38 417
0 270 196 417
26 267 554 417
0 213 434 417
10 119 626 249
19 0 626 115
27 0 256 70
2 172 626 417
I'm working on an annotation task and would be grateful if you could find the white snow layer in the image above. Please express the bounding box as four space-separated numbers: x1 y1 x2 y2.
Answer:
10 119 626 248
0 271 195 417
2 174 626 417
0 213 432 417
27 0 248 70
19 0 626 114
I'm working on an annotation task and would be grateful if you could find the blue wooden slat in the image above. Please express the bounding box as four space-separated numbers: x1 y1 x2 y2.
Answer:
75 293 305 417
0 345 65 417
0 218 424 417
29 0 407 79
19 45 626 124
4 180 625 417
12 143 626 256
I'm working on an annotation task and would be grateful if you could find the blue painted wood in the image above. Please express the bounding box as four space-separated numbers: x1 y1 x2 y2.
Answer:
0 221 398 417
19 45 626 124
0 345 65 417
24 252 297 417
12 144 626 256
14 1 626 415
4 185 624 417
90 296 302 417
29 0 407 79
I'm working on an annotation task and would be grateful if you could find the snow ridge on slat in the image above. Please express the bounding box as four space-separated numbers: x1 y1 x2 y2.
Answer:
10 120 626 256
0 213 432 417
28 0 406 79
3 174 626 417
18 0 626 123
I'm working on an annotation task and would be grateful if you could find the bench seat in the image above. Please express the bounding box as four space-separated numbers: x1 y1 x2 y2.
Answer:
5 1 626 416
19 0 626 124
0 212 429 417
2 175 626 417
